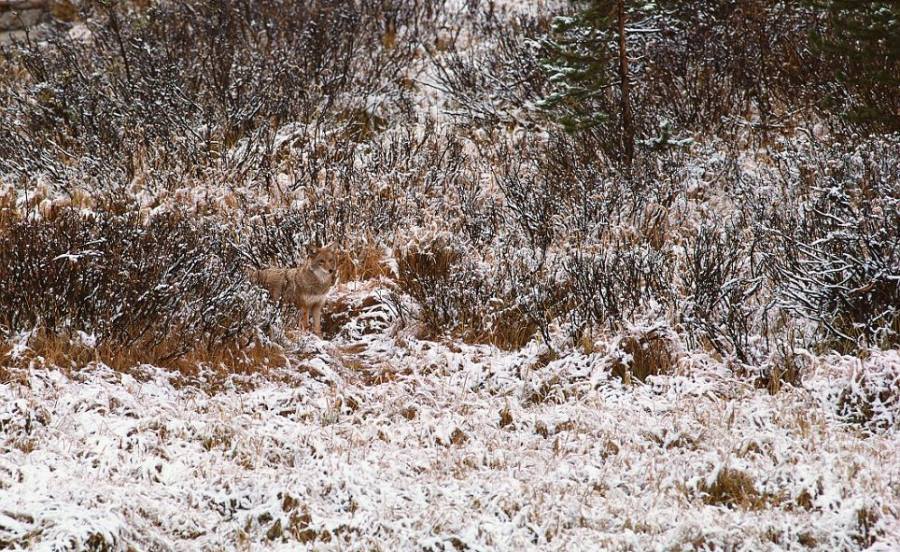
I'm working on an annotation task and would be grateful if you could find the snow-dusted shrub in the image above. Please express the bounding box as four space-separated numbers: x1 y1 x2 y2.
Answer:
395 237 466 326
322 281 397 340
644 1 824 136
496 163 567 259
564 245 673 336
681 223 763 363
430 6 548 126
767 140 900 351
502 128 689 248
0 207 278 367
236 211 334 270
0 0 436 191
395 239 560 349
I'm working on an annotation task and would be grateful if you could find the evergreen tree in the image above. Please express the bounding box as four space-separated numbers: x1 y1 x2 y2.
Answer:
809 1 900 130
537 0 634 165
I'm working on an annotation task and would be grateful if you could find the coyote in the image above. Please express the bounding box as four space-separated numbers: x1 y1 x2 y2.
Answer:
248 244 339 335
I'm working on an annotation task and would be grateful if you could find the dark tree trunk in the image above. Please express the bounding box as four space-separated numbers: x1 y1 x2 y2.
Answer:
617 0 634 166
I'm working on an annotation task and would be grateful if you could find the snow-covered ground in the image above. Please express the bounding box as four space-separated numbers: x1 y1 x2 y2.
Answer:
2 283 898 551
2 1 898 550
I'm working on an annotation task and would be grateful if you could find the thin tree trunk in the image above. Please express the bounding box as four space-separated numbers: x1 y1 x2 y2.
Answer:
617 0 634 166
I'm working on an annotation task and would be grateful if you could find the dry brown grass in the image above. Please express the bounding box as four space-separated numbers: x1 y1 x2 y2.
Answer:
49 1 80 22
610 327 677 383
395 238 460 285
852 506 883 548
336 242 394 282
640 202 671 250
525 374 566 406
697 468 780 510
499 407 513 428
481 308 541 352
1 329 286 383
0 185 18 232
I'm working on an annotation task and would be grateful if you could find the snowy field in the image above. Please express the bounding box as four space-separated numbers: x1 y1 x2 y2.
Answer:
2 283 898 550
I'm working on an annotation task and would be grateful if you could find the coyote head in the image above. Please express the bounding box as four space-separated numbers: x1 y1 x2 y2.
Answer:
309 243 338 281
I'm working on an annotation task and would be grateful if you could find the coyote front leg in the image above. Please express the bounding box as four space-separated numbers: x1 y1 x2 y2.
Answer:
298 305 309 333
311 303 323 336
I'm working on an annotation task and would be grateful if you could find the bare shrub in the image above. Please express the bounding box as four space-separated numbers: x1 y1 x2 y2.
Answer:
497 129 686 250
495 133 619 262
766 140 900 351
0 207 279 368
681 223 764 363
503 256 572 350
395 237 463 326
447 170 503 249
0 0 437 193
564 244 674 337
429 6 549 126
496 160 567 259
492 130 687 347
243 124 473 251
234 212 322 269
645 1 824 136
350 126 471 238
395 239 561 350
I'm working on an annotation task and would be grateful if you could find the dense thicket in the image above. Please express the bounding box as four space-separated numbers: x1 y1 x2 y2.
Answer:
0 208 280 365
0 0 897 372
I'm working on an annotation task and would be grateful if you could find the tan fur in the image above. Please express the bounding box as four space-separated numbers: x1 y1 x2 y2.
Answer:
248 245 339 335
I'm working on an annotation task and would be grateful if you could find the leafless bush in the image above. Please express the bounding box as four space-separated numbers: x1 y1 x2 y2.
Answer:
0 0 438 193
395 239 501 344
681 223 764 363
395 239 563 349
0 207 279 365
765 140 900 351
494 131 656 257
564 244 674 338
449 173 503 248
350 125 470 237
234 123 474 261
496 159 567 259
645 1 824 136
233 212 319 269
493 131 689 346
429 6 549 126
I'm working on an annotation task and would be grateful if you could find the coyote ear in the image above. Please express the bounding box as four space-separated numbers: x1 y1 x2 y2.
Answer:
308 243 330 256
